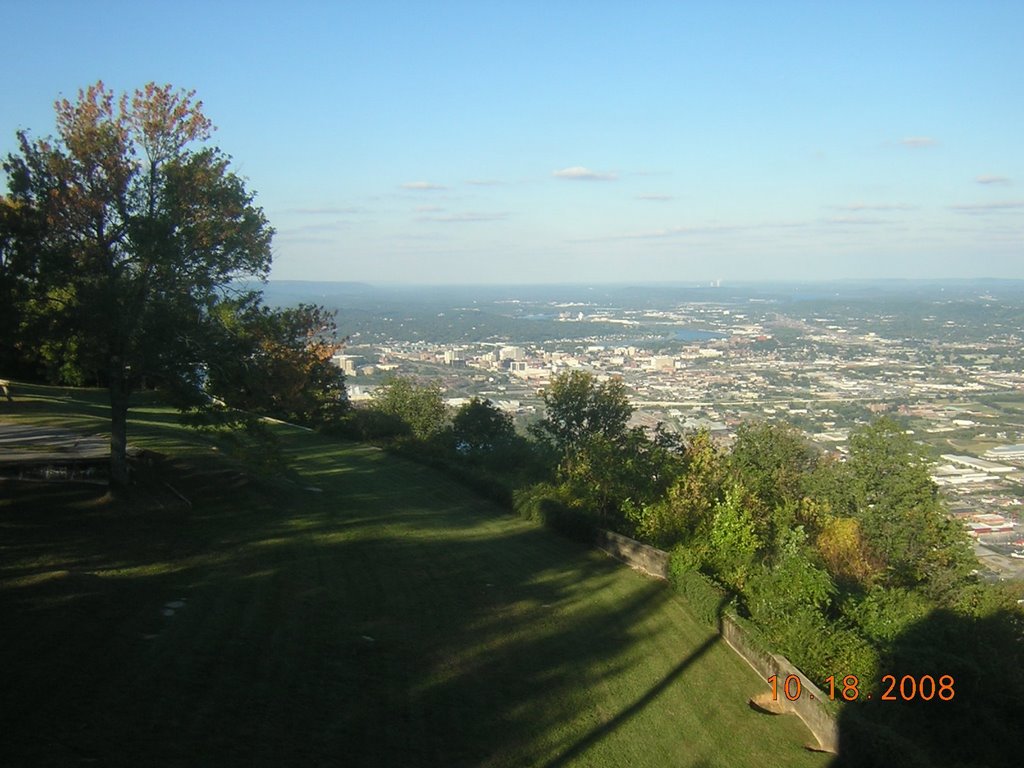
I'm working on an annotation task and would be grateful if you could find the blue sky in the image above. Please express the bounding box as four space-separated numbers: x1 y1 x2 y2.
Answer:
3 1 1022 283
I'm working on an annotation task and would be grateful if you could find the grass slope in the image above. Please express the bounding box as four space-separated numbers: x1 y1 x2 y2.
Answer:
0 385 827 767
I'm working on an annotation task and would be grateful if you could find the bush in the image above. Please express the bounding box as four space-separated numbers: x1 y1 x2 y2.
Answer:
371 376 448 441
513 483 596 542
843 586 930 645
758 606 880 695
333 407 411 442
667 547 730 627
745 528 836 625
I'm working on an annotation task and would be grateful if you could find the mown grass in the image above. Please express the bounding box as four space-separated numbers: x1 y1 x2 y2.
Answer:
0 384 827 767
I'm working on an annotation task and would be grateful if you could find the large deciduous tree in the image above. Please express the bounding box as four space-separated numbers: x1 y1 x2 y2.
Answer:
3 82 273 484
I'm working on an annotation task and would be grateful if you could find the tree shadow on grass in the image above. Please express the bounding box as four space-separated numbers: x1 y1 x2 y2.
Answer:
1 487 673 766
539 596 730 768
1 404 818 768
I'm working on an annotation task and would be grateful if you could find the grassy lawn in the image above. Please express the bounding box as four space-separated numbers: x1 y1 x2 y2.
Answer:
1 385 827 767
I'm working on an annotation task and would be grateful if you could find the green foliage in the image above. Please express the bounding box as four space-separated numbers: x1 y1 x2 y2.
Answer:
529 371 682 527
371 376 448 441
766 607 880 695
203 299 349 427
451 397 515 453
952 580 1024 620
338 405 412 442
845 418 974 589
512 482 597 541
843 586 930 645
530 370 632 456
4 82 273 483
627 429 724 549
705 484 763 592
746 527 835 625
558 427 683 525
729 421 814 513
0 195 47 379
847 417 935 513
801 453 857 520
667 547 730 627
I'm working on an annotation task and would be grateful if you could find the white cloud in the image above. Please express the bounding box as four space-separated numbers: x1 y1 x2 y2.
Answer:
465 179 504 186
949 200 1024 213
976 175 1012 185
898 136 938 149
285 206 362 215
553 166 617 181
401 181 447 190
415 205 444 213
418 211 509 223
823 216 887 225
832 202 915 212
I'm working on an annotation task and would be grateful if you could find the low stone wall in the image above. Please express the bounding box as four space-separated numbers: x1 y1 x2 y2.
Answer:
594 529 669 579
721 615 838 752
594 528 838 753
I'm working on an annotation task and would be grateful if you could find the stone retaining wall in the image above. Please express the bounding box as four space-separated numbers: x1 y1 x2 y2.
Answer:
721 614 838 752
594 529 669 579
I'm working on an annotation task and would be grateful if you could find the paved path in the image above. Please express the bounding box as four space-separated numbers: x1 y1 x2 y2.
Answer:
0 424 109 466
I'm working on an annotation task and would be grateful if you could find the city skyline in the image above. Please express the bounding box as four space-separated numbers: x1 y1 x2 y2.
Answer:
3 0 1023 283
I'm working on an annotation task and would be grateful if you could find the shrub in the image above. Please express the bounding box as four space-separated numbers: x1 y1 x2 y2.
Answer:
843 586 930 645
667 546 730 627
371 376 448 441
705 484 762 592
513 483 596 542
746 527 836 625
335 407 411 442
759 606 879 694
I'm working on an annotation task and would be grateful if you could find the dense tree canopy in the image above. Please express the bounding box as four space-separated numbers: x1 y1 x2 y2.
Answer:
729 421 815 513
628 429 724 548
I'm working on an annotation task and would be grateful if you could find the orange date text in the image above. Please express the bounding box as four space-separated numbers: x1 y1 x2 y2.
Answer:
767 674 955 702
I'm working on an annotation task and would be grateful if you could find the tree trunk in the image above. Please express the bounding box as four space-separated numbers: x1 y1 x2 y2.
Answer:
109 366 130 487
